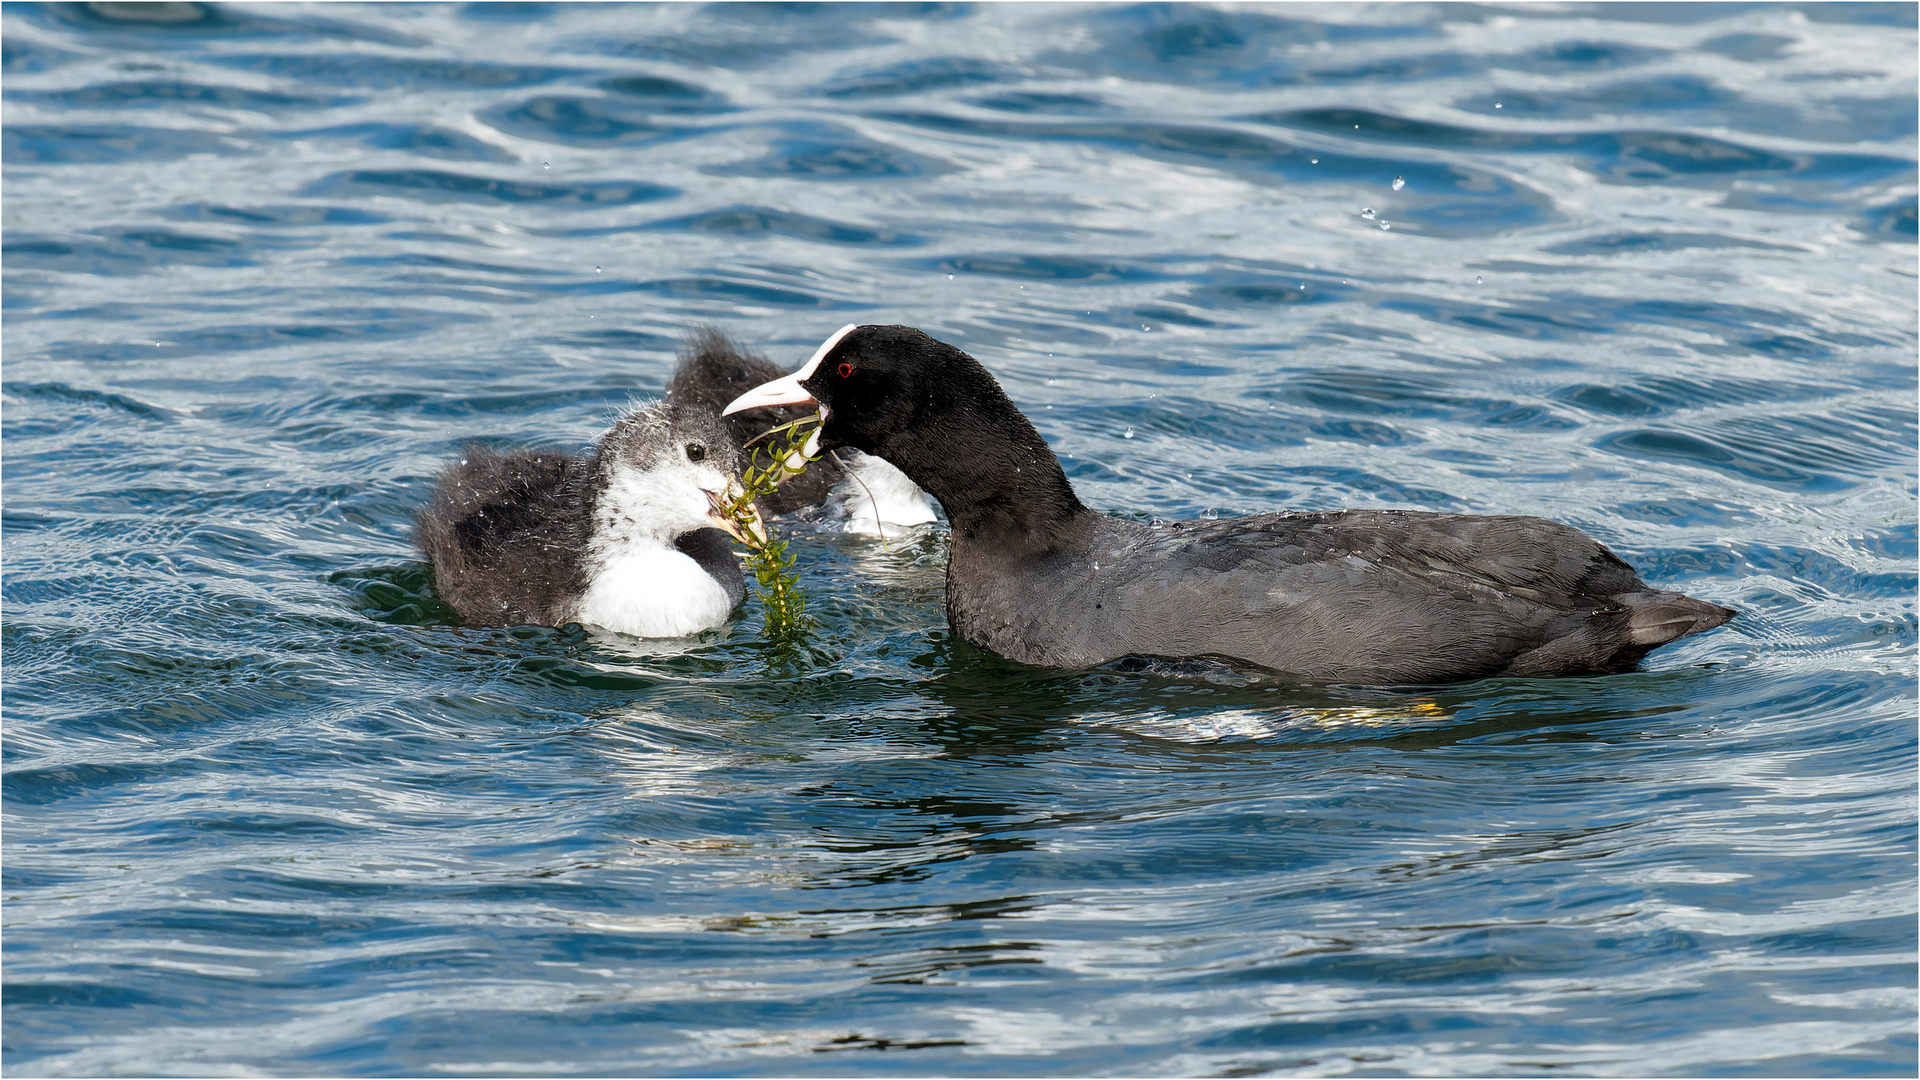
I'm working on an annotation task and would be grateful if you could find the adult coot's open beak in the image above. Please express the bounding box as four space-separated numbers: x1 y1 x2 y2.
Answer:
722 369 816 415
704 486 766 546
721 323 858 418
723 324 858 462
721 373 824 463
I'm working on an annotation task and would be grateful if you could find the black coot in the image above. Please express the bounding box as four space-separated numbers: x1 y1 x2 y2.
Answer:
724 324 1735 683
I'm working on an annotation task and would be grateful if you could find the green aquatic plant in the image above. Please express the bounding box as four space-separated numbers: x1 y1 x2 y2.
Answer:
720 416 822 639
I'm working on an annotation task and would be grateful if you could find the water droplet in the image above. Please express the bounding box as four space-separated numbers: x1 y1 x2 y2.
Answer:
1299 283 1307 290
1494 102 1502 109
1148 392 1157 399
1360 207 1375 220
542 161 550 168
1092 561 1100 570
594 266 602 273
1141 324 1150 332
1123 427 1135 439
948 274 954 280
1310 157 1319 164
1047 378 1058 385
1201 507 1220 520
1475 275 1483 285
1380 221 1392 231
1392 176 1405 191
1353 124 1359 129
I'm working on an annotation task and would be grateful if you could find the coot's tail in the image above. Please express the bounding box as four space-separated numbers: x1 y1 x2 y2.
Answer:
1621 590 1736 647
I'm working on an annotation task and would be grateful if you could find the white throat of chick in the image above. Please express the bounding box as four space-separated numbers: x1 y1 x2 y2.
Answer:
570 436 742 639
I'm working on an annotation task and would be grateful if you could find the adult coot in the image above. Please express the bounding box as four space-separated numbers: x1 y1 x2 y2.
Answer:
725 324 1735 682
417 401 759 638
667 327 935 534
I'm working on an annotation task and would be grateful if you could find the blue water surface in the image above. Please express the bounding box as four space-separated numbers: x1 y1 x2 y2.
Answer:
4 3 1916 1076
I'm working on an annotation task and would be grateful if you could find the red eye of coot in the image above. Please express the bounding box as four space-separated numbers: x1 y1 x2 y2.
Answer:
837 362 853 378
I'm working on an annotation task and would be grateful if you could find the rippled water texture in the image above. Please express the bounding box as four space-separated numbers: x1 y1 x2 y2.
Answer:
5 3 1917 1076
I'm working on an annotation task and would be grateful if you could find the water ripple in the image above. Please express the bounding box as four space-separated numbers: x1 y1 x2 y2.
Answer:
3 3 1912 1076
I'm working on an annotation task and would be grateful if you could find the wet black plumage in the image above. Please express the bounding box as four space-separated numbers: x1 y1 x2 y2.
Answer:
733 324 1735 682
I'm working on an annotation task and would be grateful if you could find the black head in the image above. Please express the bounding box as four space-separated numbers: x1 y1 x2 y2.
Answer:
725 324 1005 458
723 324 1083 535
816 324 990 455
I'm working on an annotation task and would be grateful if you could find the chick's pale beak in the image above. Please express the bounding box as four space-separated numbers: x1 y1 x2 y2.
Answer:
705 486 767 547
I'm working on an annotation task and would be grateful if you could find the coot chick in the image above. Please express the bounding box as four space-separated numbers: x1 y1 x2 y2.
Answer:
667 327 935 532
417 401 759 638
725 324 1735 683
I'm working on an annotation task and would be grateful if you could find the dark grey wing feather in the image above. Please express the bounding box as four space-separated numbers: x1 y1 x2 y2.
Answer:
1010 510 1729 681
415 446 590 626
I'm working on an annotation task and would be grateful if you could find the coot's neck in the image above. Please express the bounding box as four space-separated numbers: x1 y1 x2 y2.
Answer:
863 380 1094 557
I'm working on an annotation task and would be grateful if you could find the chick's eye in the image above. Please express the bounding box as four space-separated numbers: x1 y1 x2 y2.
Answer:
685 442 706 463
836 362 854 378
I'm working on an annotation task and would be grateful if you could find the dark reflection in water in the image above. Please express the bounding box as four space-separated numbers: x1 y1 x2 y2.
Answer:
4 1 1915 1076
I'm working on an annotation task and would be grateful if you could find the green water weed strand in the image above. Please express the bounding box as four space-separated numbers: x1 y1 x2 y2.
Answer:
723 417 821 639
